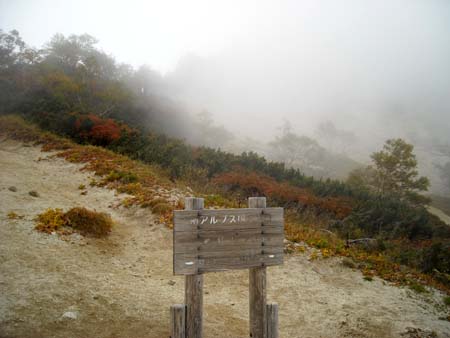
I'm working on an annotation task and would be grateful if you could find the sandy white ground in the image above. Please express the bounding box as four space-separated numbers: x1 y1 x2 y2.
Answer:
0 139 449 338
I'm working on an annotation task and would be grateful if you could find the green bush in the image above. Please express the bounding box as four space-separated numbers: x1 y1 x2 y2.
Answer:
105 170 138 184
409 282 428 294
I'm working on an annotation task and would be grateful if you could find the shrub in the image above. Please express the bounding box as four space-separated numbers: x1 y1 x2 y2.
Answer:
117 182 142 195
151 202 172 214
35 208 66 233
213 170 352 218
203 194 237 208
443 296 450 306
421 242 450 274
104 170 138 184
65 207 113 237
141 197 167 209
35 207 113 237
75 114 122 145
409 282 428 294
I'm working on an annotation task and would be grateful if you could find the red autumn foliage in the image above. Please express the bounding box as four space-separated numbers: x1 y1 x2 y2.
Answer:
74 114 122 145
213 170 352 219
90 120 121 142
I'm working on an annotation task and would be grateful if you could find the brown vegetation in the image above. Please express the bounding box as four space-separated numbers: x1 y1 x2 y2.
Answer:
213 170 353 218
35 207 113 237
64 207 113 237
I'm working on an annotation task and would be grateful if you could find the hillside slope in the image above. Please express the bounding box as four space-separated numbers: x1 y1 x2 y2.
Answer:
0 139 449 338
428 206 450 226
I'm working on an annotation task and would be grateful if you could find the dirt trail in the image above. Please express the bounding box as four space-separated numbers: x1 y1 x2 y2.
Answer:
0 139 449 338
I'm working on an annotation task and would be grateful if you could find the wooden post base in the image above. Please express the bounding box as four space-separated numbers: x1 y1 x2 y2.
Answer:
170 304 186 338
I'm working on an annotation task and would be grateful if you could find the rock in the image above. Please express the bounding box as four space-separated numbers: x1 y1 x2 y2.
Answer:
400 327 437 338
61 311 78 320
28 190 39 197
8 186 17 192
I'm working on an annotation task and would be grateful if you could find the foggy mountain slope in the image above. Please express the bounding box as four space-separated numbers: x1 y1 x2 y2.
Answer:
1 139 449 338
2 0 450 192
162 0 450 195
1 1 450 337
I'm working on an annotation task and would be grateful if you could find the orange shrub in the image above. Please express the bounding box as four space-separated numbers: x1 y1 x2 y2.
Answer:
213 170 352 218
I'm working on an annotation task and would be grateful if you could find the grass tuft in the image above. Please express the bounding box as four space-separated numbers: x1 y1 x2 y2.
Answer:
444 296 450 306
409 282 428 293
7 211 24 220
151 202 172 214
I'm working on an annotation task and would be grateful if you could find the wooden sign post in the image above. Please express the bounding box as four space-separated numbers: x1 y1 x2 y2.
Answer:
170 197 284 338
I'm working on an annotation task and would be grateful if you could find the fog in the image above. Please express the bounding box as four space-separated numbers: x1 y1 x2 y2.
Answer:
2 0 450 193
166 1 450 142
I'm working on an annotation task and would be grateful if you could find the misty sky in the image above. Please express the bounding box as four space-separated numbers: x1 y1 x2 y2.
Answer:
2 0 450 144
1 0 272 72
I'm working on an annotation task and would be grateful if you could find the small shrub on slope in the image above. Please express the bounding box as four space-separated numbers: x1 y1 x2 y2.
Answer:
35 208 66 233
35 207 112 237
65 207 113 237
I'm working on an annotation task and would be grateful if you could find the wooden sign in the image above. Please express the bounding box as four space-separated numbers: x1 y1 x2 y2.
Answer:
173 207 284 275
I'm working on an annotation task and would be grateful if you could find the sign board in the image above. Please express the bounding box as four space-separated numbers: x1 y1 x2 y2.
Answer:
173 208 284 275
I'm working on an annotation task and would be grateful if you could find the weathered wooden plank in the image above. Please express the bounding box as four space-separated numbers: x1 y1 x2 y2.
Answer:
266 303 278 338
175 252 283 275
175 226 283 243
174 228 283 254
249 197 267 338
184 197 203 338
174 208 283 232
175 241 283 256
175 225 283 237
175 220 282 232
170 304 186 338
181 247 284 259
